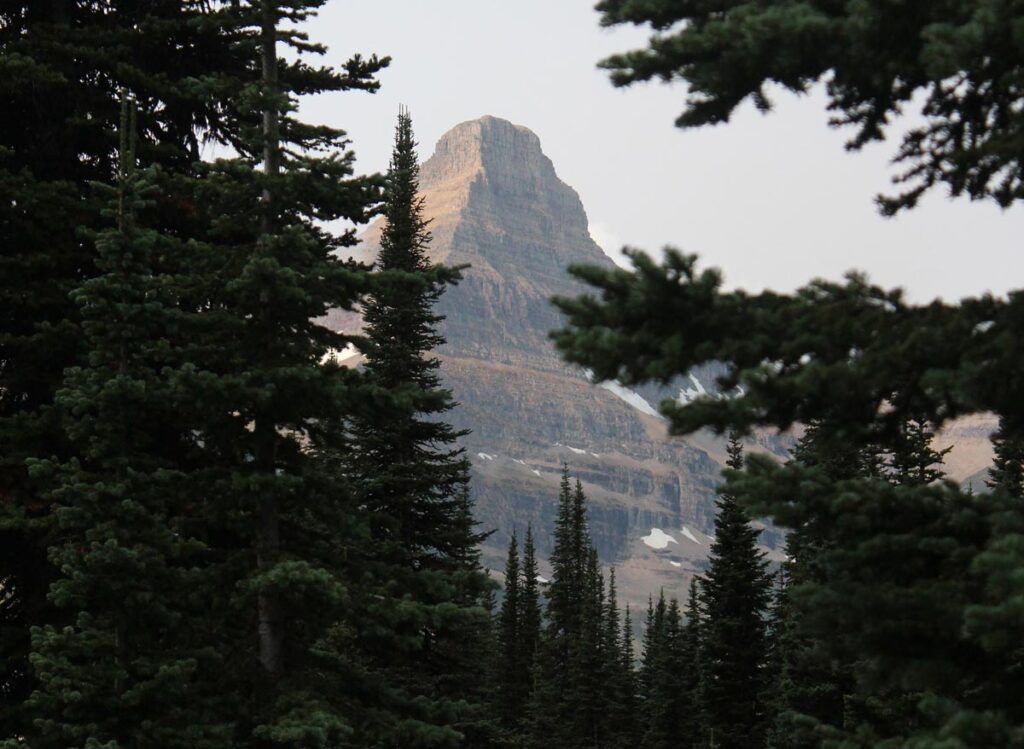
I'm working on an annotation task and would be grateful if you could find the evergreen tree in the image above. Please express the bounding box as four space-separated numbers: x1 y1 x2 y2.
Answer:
639 592 690 749
544 468 584 644
0 3 257 733
344 107 491 745
700 436 772 749
639 594 661 707
568 546 606 747
18 100 229 749
88 3 389 745
351 107 476 566
192 4 389 744
527 471 624 749
680 578 704 749
520 528 544 663
601 569 634 748
519 524 542 690
524 472 578 749
614 601 639 749
497 532 524 729
887 417 950 487
841 416 951 744
475 578 504 749
766 423 865 748
987 416 1024 499
635 581 703 747
5 2 391 745
760 570 787 748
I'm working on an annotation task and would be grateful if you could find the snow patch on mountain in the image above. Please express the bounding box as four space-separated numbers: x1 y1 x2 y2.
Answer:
320 342 359 364
598 380 661 418
680 526 701 545
677 373 708 404
557 443 587 455
642 528 678 550
477 452 495 461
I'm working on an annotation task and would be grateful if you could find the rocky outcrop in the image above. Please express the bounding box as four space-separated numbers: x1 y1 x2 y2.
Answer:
326 116 993 607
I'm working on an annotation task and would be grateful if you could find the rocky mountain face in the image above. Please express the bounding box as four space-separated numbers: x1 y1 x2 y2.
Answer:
326 116 995 607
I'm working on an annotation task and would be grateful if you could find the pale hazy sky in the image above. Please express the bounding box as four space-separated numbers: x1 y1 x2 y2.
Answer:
301 0 1023 303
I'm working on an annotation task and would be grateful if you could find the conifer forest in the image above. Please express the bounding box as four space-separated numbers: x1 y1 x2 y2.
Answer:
2 2 1023 748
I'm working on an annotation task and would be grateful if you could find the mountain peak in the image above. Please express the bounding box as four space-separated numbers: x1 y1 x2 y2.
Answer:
435 114 542 150
428 115 544 177
346 115 612 369
417 115 590 246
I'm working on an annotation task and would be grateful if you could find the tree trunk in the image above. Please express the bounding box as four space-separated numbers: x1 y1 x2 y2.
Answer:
256 0 284 678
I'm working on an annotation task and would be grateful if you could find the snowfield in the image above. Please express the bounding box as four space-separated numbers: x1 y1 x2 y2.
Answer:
642 528 679 550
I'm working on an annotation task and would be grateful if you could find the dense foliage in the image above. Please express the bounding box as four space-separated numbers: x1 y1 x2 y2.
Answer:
548 4 1024 744
3 1 1023 747
596 0 1024 213
0 3 259 733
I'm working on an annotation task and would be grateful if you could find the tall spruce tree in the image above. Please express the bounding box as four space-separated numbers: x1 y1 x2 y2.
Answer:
639 594 661 707
344 108 491 746
639 589 700 749
192 4 389 744
525 472 576 749
0 2 256 733
760 570 787 749
17 99 229 749
616 603 639 749
701 436 772 749
515 523 543 744
519 524 542 691
497 532 524 730
4 1 392 745
680 578 704 749
544 468 583 645
527 471 626 749
568 546 606 747
639 591 679 749
601 568 633 748
841 416 951 744
491 525 541 745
